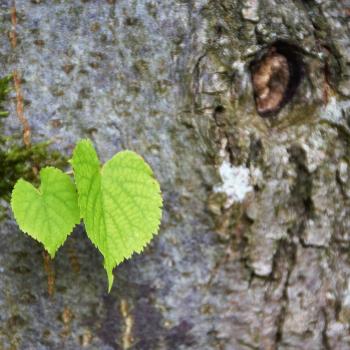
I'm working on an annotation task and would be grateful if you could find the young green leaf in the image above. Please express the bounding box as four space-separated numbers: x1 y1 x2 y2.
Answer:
71 139 162 291
11 167 80 257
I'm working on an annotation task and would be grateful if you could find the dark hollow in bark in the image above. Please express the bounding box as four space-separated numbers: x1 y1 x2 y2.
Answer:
250 41 305 117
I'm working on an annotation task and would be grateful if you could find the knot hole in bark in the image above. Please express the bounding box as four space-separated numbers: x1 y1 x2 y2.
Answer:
250 41 305 117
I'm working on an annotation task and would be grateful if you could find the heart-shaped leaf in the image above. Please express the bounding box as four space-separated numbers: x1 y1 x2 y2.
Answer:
71 139 162 291
11 167 80 257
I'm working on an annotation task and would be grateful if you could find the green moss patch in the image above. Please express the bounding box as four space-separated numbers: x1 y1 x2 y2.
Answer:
0 75 67 203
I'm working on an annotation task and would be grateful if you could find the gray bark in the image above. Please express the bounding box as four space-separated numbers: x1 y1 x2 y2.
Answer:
0 0 350 349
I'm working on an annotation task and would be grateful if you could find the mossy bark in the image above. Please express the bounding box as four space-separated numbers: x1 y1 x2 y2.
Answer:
0 1 349 349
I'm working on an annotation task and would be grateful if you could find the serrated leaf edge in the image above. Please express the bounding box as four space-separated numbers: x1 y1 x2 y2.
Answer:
10 167 80 258
71 139 163 292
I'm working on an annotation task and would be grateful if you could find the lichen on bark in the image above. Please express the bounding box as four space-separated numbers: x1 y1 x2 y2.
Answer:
0 0 349 349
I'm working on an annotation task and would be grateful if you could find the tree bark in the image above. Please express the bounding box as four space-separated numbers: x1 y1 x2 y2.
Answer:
0 0 349 349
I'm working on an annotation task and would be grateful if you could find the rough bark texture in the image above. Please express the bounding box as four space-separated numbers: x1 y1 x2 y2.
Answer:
0 0 350 349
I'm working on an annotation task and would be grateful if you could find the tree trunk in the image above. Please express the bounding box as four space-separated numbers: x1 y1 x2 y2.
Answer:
0 0 349 349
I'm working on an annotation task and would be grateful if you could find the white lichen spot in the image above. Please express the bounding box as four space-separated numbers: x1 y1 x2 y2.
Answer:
301 131 327 172
338 160 348 184
251 260 273 277
321 96 350 123
231 60 250 92
232 60 245 75
241 0 259 22
214 160 253 208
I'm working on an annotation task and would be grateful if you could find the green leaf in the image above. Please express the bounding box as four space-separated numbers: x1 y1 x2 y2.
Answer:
71 139 162 291
11 167 80 257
